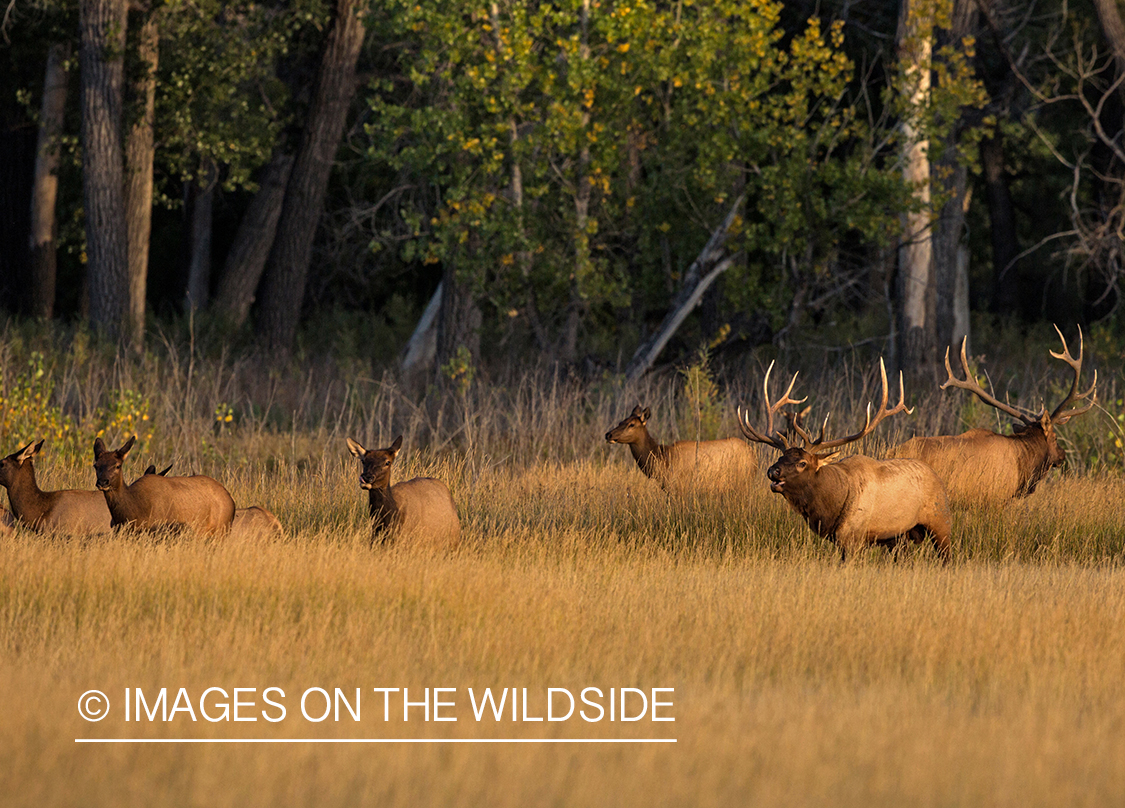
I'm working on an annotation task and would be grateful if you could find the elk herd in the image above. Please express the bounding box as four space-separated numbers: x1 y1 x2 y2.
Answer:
0 327 1104 562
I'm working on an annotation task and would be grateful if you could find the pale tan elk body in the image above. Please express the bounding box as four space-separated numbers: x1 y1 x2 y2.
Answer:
605 406 757 490
893 326 1097 506
739 361 952 562
0 440 111 533
94 437 235 536
346 436 460 550
143 464 283 539
231 506 285 539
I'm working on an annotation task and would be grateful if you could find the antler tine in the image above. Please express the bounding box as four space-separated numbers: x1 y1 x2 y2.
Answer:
941 337 1038 424
737 361 805 451
1048 324 1098 421
808 359 912 452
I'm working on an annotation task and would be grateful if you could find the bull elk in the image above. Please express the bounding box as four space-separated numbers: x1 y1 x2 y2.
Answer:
893 326 1097 506
142 462 283 538
93 437 235 535
605 405 758 490
345 435 461 549
738 361 952 562
0 440 111 533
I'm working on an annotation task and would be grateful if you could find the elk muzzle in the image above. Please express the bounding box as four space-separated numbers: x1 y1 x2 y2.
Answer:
766 463 784 493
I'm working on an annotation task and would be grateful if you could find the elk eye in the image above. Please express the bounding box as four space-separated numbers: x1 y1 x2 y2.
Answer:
796 461 807 471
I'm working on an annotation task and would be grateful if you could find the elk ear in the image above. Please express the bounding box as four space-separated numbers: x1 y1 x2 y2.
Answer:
641 407 651 423
158 464 173 476
143 465 157 475
93 437 107 460
817 451 842 465
117 435 136 458
345 437 366 458
631 405 644 417
15 440 42 463
389 435 403 455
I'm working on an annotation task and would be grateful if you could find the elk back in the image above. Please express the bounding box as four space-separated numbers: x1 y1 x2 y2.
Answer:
386 477 460 549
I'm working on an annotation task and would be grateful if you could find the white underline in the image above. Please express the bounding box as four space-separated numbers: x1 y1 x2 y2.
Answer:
76 738 677 744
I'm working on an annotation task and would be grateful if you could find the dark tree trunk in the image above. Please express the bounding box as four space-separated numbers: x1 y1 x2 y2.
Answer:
29 43 70 319
982 134 1020 314
185 160 216 311
436 261 482 372
932 159 969 350
212 148 295 328
255 0 366 354
124 12 157 347
80 0 129 338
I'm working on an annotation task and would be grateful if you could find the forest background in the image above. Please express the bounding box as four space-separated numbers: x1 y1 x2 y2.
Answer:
1 0 1124 382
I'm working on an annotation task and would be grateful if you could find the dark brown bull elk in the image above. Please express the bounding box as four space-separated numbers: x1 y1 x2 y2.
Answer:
346 436 461 549
93 437 235 535
605 405 758 490
739 360 952 562
893 326 1097 506
0 440 111 533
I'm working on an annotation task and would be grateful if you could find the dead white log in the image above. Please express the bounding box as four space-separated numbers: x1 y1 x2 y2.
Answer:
401 282 443 375
624 195 744 381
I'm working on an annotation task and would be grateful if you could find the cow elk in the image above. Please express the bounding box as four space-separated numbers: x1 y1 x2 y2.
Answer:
893 326 1097 506
346 436 461 549
605 405 758 490
93 437 235 535
142 462 282 538
738 361 952 562
0 440 111 534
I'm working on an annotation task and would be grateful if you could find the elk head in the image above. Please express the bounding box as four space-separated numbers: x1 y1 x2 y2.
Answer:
0 440 44 488
93 436 136 492
605 406 651 444
346 435 402 490
738 359 910 497
942 325 1097 469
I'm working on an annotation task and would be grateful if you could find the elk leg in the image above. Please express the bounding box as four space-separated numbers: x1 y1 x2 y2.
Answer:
925 523 952 565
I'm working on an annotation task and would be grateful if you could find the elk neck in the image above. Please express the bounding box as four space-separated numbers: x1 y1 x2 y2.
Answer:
781 464 850 540
625 428 670 478
2 459 50 525
1010 424 1057 496
367 481 400 536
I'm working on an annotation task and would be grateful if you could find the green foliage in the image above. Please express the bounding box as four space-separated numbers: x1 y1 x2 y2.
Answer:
677 347 722 440
0 350 154 463
365 0 913 357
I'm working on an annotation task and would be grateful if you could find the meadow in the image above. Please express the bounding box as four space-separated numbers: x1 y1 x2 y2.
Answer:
1 321 1124 806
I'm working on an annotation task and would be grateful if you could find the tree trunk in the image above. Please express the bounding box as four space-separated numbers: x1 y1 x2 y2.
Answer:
124 11 157 348
563 0 593 364
1094 0 1125 77
184 160 216 311
436 262 482 372
255 0 366 354
80 0 130 338
981 133 1020 314
896 0 936 370
212 148 295 328
29 43 70 319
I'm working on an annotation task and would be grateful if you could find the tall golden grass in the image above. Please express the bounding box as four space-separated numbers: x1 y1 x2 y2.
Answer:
2 321 1124 805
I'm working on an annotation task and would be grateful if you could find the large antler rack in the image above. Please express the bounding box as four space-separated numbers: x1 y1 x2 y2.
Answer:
942 326 1098 426
789 358 912 454
1047 324 1097 423
737 361 806 451
941 337 1039 425
738 359 910 456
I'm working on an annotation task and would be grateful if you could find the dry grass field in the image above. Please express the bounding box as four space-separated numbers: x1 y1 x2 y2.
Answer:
2 325 1125 806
